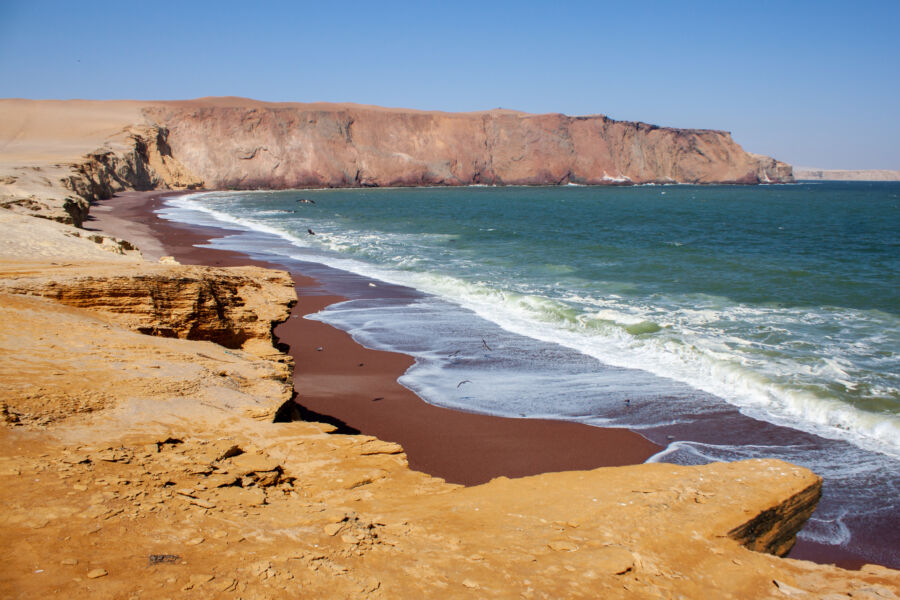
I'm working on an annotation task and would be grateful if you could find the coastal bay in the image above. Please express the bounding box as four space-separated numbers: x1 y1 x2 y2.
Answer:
0 98 897 597
141 183 900 570
90 191 663 484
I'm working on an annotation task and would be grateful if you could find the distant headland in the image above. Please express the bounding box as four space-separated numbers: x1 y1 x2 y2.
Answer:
0 97 793 226
793 168 900 181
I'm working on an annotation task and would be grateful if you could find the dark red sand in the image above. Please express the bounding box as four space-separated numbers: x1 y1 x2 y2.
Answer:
86 191 661 485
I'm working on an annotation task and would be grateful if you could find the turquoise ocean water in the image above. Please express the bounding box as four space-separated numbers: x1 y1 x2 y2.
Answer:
160 182 899 565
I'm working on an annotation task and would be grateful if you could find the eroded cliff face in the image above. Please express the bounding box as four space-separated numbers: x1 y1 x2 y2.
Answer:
0 262 295 359
0 99 206 227
0 124 202 228
64 126 202 201
61 125 203 224
143 101 793 188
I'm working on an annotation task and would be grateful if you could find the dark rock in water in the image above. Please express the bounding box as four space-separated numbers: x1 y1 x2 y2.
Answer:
297 198 316 204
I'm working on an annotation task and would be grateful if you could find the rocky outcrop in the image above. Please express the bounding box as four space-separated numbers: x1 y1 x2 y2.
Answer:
61 125 203 224
794 168 900 181
0 125 202 228
143 99 793 188
750 152 795 183
0 168 96 228
0 263 295 358
727 474 822 556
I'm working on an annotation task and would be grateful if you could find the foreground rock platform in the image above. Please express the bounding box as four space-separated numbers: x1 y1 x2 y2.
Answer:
0 217 897 599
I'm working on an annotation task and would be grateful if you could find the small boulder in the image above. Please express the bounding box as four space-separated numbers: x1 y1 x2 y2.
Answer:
228 453 281 476
594 546 635 575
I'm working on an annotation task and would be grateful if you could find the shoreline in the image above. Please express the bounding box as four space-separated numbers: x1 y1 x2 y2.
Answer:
3 94 898 596
85 190 882 570
86 191 663 485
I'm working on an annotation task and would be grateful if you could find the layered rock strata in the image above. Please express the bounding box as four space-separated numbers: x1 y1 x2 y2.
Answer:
0 263 295 358
0 100 201 226
61 125 203 224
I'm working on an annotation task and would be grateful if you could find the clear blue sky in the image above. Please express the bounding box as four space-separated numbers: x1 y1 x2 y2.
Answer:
1 0 898 169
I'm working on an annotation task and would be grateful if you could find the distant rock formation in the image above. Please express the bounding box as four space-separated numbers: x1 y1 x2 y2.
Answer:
0 97 793 227
794 168 900 181
143 97 793 188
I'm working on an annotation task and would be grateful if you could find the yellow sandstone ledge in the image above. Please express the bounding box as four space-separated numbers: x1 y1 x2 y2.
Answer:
1 217 898 600
0 101 897 598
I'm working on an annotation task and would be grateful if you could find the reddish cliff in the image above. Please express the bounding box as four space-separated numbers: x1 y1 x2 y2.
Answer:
0 98 793 226
143 98 792 188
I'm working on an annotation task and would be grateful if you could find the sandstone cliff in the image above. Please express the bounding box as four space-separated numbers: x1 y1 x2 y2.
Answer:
144 98 793 188
61 125 203 223
0 262 295 359
0 100 201 227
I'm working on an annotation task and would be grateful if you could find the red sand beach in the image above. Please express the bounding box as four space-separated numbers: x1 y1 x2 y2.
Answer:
84 190 875 569
86 191 662 486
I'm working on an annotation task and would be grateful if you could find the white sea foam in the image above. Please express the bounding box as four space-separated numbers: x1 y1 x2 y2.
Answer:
299 257 900 458
602 174 632 183
161 194 318 250
159 192 900 460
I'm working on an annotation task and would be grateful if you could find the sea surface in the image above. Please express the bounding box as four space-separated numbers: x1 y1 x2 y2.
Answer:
159 182 899 566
